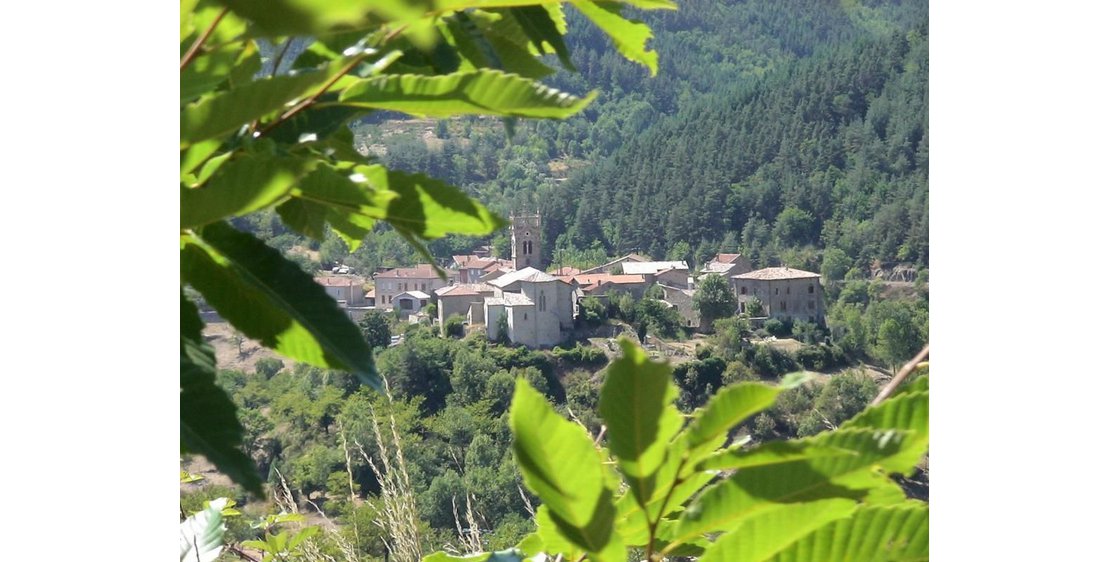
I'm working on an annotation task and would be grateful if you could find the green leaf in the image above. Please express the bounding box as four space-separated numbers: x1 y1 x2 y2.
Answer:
181 470 205 484
266 97 365 145
620 0 677 8
338 69 597 118
598 339 682 505
181 0 201 40
181 60 346 147
181 153 313 229
534 505 585 561
180 497 231 562
182 42 249 102
515 532 544 556
287 526 320 550
181 139 224 178
508 6 575 69
840 386 928 474
180 294 263 494
276 165 395 248
667 428 918 549
443 12 556 79
764 504 928 562
356 164 507 238
181 223 380 390
698 500 858 562
682 381 783 462
214 0 428 37
510 379 624 562
569 0 658 75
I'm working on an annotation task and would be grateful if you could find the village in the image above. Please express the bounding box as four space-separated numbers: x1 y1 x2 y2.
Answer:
311 212 827 350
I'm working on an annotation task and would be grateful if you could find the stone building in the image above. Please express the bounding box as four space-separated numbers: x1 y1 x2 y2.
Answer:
484 267 575 348
731 267 824 323
314 274 370 306
392 290 431 317
373 264 449 311
435 283 495 326
658 284 702 330
511 212 543 270
699 253 754 279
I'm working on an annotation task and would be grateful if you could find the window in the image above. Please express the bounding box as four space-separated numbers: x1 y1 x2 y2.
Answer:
400 299 413 310
780 301 787 312
421 283 426 291
421 300 428 306
786 286 790 294
808 300 815 310
388 295 393 303
524 312 528 320
539 291 546 311
740 302 746 313
775 288 779 295
808 284 815 294
740 286 747 295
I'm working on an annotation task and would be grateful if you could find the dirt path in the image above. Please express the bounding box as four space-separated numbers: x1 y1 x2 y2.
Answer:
203 322 288 373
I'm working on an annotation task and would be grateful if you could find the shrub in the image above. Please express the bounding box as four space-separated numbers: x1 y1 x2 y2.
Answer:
443 314 466 338
751 343 799 377
254 357 284 379
579 296 608 326
552 343 607 366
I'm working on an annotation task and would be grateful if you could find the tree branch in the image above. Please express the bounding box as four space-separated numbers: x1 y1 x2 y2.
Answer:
226 545 262 562
181 7 230 71
256 54 368 138
870 344 929 406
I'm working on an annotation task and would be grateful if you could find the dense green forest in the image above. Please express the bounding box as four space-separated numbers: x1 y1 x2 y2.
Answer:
337 0 929 274
244 0 929 276
191 310 925 560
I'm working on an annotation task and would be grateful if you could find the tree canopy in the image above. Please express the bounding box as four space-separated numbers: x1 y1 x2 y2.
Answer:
694 273 738 326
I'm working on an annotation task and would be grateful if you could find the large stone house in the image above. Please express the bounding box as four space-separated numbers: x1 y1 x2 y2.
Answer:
731 267 824 323
483 267 575 348
314 273 374 320
373 264 450 311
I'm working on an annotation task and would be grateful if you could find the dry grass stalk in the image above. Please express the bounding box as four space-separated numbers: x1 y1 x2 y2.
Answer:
338 423 362 552
271 469 358 562
517 485 536 519
450 493 485 555
354 382 423 562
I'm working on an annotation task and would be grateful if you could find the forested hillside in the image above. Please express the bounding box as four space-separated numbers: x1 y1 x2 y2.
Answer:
348 0 928 275
546 24 929 268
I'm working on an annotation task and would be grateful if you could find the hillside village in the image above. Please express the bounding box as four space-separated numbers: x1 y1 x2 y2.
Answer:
312 212 826 349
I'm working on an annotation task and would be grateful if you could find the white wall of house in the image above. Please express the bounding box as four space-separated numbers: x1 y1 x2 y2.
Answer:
485 303 507 340
375 276 447 311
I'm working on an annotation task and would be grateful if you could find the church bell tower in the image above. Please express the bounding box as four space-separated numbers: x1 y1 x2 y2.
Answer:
510 212 542 270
